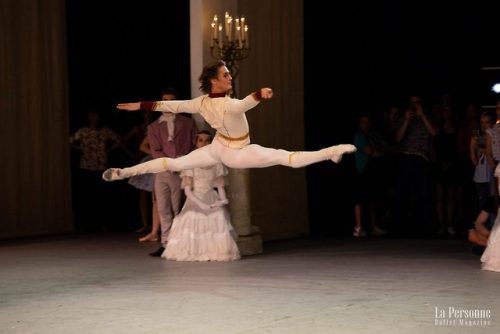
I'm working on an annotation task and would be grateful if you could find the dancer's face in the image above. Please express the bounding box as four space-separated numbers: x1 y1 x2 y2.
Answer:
195 133 211 148
211 66 232 93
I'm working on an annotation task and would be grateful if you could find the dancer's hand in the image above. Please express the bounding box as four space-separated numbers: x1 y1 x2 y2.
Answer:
260 88 273 99
117 102 141 111
197 202 211 211
211 199 229 208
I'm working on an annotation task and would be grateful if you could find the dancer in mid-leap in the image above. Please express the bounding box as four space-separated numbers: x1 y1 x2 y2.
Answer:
103 59 356 181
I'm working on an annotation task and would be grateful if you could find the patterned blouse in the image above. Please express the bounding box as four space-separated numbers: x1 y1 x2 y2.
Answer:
70 127 120 171
486 123 500 162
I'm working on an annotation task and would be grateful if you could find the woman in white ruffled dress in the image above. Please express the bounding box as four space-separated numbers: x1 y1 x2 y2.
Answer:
162 131 240 261
481 217 500 272
480 162 500 272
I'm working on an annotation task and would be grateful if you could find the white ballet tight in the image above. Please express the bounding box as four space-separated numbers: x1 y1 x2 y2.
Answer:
117 139 338 178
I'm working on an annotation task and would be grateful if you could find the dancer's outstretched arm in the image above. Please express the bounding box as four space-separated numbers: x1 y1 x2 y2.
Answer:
117 88 273 115
226 88 273 114
117 96 204 114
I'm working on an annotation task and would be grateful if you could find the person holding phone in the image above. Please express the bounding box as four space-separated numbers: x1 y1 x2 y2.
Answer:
390 95 437 236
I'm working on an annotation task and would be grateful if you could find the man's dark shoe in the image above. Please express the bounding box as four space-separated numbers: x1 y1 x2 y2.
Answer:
472 245 485 256
149 246 165 257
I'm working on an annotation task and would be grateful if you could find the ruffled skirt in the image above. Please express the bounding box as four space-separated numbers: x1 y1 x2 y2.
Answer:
127 156 154 191
481 210 500 272
162 204 240 262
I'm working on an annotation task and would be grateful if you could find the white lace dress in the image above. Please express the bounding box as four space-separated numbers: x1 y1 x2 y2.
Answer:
481 207 500 272
481 165 500 272
162 163 240 261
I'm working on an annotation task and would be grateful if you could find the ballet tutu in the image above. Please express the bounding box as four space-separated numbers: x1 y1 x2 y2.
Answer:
127 155 154 192
162 205 240 262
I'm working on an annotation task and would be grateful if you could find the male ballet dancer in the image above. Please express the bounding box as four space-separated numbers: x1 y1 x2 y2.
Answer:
103 59 355 181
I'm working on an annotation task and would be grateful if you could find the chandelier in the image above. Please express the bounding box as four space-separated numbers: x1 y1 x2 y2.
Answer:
209 12 250 80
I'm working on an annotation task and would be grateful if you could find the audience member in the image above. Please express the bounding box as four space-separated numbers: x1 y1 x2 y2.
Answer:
353 115 388 237
70 110 120 231
432 104 460 236
147 88 198 257
128 135 161 241
390 95 437 236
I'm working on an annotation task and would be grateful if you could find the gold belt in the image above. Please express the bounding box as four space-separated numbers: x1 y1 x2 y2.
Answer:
217 132 249 141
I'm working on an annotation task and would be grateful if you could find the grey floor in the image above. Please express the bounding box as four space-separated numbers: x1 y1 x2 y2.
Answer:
1 233 499 334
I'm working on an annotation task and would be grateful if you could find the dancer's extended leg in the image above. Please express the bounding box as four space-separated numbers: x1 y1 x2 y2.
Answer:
103 145 219 181
219 143 356 168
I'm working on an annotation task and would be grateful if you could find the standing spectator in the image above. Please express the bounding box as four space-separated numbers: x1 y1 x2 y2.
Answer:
456 102 481 234
147 88 198 257
390 95 437 236
433 105 460 236
70 110 120 231
485 101 500 166
380 105 400 145
470 111 496 226
124 111 161 234
353 115 388 237
485 100 500 177
128 135 161 241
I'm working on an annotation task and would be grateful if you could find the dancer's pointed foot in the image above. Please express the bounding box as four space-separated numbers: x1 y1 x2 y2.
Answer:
102 168 122 181
329 144 356 163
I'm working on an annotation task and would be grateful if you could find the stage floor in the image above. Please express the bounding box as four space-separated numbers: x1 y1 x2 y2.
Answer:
1 234 498 333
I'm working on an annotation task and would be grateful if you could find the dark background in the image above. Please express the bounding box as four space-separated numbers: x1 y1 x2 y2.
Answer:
66 0 500 236
304 1 500 236
66 0 191 132
65 1 191 231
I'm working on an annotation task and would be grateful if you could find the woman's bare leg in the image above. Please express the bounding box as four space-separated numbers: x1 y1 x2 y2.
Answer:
139 195 160 242
136 190 148 233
